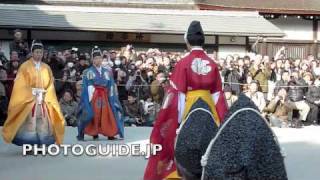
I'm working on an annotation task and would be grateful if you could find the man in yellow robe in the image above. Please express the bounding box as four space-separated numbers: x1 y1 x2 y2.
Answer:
2 40 64 146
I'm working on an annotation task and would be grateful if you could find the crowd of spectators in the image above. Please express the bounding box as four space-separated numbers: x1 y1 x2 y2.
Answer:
1 30 320 129
221 49 320 128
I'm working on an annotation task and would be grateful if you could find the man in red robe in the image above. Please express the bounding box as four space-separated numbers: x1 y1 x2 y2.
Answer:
144 21 228 180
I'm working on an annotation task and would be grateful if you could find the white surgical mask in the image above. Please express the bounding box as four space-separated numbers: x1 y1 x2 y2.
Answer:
115 59 121 66
108 61 114 67
67 62 74 68
159 77 166 82
102 61 109 67
147 72 153 77
314 67 320 76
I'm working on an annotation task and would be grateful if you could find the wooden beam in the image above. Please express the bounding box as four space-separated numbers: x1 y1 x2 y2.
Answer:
245 36 250 52
214 35 219 59
27 29 31 48
313 19 318 57
262 39 267 56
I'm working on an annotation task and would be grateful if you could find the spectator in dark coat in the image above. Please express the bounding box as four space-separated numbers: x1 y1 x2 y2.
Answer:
126 70 150 101
0 80 7 126
62 60 78 95
237 58 249 91
224 84 238 108
287 71 310 127
123 93 144 126
264 87 293 128
75 80 82 103
0 50 8 66
116 69 129 104
306 77 320 124
0 64 8 125
48 51 65 97
9 29 29 61
75 54 89 80
222 63 241 95
274 70 290 96
6 51 21 98
59 90 78 127
6 56 20 79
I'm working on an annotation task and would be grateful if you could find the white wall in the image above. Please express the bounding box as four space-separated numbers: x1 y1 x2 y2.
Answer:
269 17 313 40
317 22 320 41
218 45 246 59
217 36 246 58
219 36 246 45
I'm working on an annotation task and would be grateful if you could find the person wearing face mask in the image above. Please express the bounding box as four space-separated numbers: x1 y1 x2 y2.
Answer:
114 57 122 67
103 52 117 71
146 70 154 84
2 40 65 147
77 46 124 141
112 57 123 79
312 62 320 77
62 60 77 94
306 77 320 125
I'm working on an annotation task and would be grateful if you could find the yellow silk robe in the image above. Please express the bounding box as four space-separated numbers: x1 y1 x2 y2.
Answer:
2 59 65 144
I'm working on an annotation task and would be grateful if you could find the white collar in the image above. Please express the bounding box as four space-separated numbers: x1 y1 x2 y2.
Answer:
95 66 102 74
32 60 41 70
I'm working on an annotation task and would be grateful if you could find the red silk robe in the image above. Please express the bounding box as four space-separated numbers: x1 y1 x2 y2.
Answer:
144 48 228 180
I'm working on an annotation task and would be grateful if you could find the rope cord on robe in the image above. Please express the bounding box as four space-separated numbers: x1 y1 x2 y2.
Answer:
0 78 317 88
200 107 286 180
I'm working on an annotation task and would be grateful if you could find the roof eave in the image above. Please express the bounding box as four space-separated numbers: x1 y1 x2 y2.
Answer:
0 25 285 37
198 4 320 15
